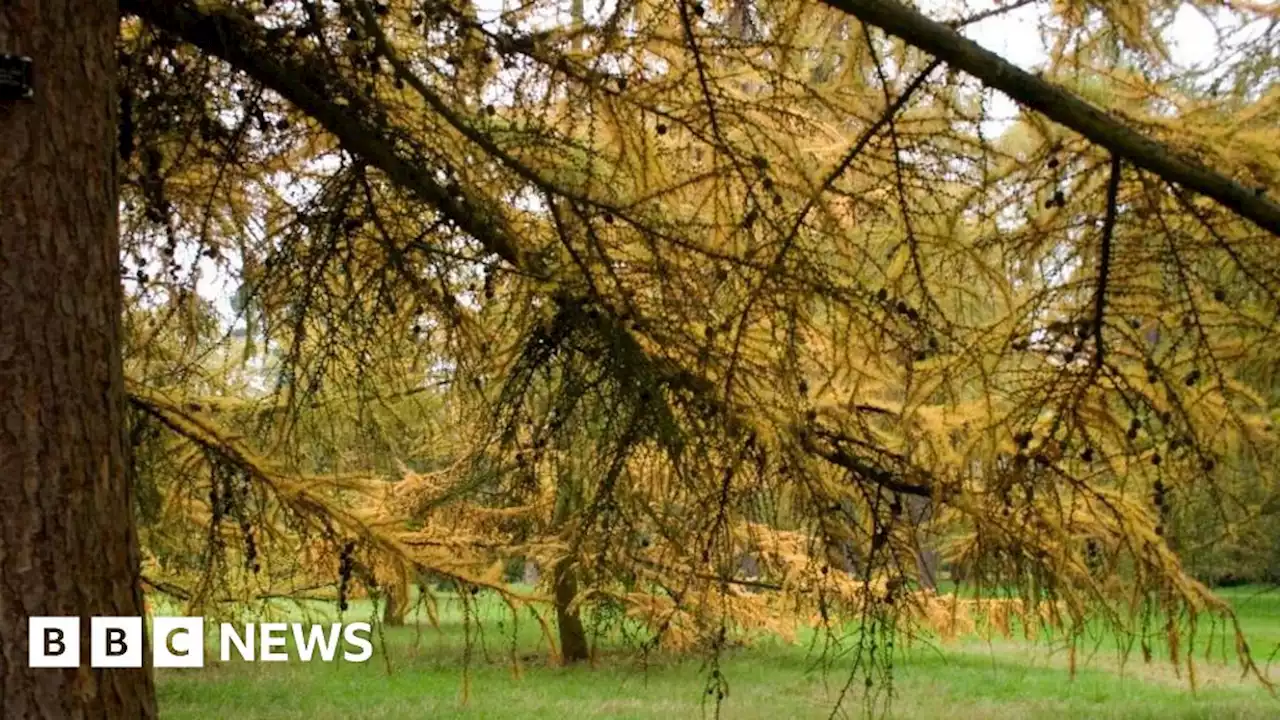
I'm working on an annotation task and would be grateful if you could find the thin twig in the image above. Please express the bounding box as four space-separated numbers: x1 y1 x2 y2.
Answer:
1092 155 1122 369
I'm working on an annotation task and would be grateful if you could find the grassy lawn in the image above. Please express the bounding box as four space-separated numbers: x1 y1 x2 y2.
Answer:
155 586 1280 719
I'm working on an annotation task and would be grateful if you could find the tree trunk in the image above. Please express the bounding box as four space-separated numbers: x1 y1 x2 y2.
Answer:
907 496 939 591
552 558 589 664
0 1 157 716
382 590 406 627
549 465 589 665
381 566 408 627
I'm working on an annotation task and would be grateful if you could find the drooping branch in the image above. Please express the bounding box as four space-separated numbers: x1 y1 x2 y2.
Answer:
119 0 929 491
128 386 542 604
817 0 1280 238
120 0 535 272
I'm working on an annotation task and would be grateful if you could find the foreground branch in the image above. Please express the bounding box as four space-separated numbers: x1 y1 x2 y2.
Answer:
120 0 534 271
818 0 1280 237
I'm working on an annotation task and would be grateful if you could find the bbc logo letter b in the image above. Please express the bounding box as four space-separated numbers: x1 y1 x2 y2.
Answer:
29 617 80 667
91 617 143 668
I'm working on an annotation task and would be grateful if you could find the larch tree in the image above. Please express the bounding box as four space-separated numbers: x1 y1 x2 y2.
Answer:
0 0 157 716
10 0 1280 715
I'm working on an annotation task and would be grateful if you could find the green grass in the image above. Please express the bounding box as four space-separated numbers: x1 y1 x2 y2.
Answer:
155 586 1280 719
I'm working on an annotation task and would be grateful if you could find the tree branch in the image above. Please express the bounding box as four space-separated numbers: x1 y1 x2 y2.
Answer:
801 426 933 498
120 0 536 273
818 0 1280 238
124 0 940 505
1093 155 1121 368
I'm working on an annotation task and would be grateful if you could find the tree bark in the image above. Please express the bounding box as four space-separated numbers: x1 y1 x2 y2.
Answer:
552 559 589 664
0 1 157 717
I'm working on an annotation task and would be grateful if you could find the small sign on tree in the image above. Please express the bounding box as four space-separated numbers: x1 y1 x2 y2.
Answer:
0 55 34 100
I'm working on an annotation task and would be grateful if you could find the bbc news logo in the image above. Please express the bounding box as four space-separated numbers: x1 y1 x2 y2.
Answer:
29 617 373 668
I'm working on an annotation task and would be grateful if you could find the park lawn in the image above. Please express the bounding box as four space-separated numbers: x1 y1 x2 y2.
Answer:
155 586 1280 719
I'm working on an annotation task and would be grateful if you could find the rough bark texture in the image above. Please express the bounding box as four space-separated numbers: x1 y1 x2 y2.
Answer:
0 1 157 717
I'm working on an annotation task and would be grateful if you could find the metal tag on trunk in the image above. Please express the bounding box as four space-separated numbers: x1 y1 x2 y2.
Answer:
0 55 34 100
